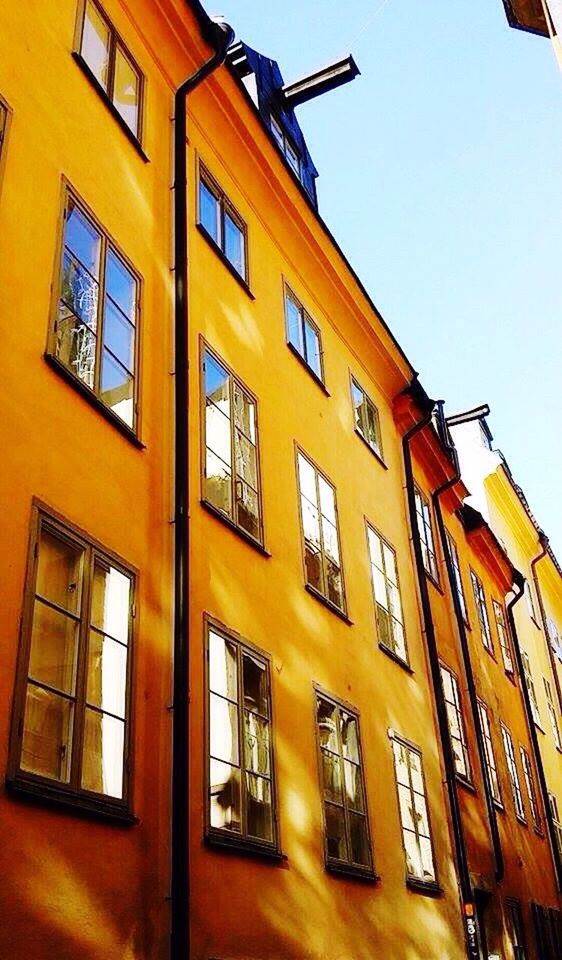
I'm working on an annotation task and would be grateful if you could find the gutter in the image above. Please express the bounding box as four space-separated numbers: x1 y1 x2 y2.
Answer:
432 404 504 883
531 532 562 717
506 574 562 891
401 385 477 960
171 18 235 960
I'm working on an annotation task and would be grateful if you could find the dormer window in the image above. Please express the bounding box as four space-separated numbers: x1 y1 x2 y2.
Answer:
270 115 301 179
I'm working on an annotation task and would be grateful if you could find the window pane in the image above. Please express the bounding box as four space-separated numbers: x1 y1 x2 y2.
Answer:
242 654 268 715
59 254 99 330
349 812 370 866
81 0 111 89
391 619 407 661
235 431 257 489
205 450 232 516
372 567 387 608
325 802 347 861
322 518 340 566
199 180 220 243
91 561 130 644
318 476 335 524
304 319 321 378
365 401 380 451
244 712 270 775
28 600 78 695
298 454 317 505
103 298 135 372
285 140 300 175
36 528 83 613
321 749 342 802
210 693 239 764
64 202 101 278
224 211 245 277
105 249 136 323
246 774 273 841
100 349 134 425
341 714 359 763
209 630 237 700
285 294 303 353
404 830 423 878
210 759 241 831
398 784 415 831
304 541 323 593
236 480 260 540
113 44 140 134
419 837 436 880
206 401 231 465
56 312 96 390
383 543 397 583
343 760 364 812
86 631 127 718
204 351 229 405
351 381 364 430
81 707 124 798
233 384 256 442
21 683 73 782
317 698 339 750
301 497 321 548
326 559 344 609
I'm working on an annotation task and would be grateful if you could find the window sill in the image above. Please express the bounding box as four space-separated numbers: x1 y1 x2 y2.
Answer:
354 428 387 469
287 342 329 395
196 223 254 299
456 774 476 794
45 353 145 448
205 831 284 861
6 774 136 825
426 572 444 594
326 859 379 883
378 642 413 674
201 500 270 557
516 815 528 827
72 53 148 163
406 877 442 897
493 799 505 812
305 583 351 624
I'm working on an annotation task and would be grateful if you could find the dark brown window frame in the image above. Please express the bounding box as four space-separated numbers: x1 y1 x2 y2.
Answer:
506 897 528 960
492 598 515 677
414 486 439 585
295 445 348 619
73 0 145 149
470 568 494 655
444 530 469 627
0 94 12 198
389 731 440 892
313 684 376 881
349 373 385 465
520 744 543 835
200 340 266 551
477 698 503 807
7 499 136 822
439 661 472 785
283 282 326 390
196 161 250 288
203 615 281 858
365 520 409 669
501 721 526 824
46 180 143 443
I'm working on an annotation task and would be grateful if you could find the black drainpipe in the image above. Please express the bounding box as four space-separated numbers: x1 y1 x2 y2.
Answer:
506 574 562 891
431 408 504 884
401 386 477 959
531 532 562 718
171 19 235 960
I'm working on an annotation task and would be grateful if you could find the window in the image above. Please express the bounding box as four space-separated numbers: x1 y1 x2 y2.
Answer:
202 347 263 545
366 524 407 665
270 115 302 178
493 600 514 674
506 899 527 960
391 736 437 885
547 618 562 663
197 165 247 281
477 699 502 804
522 651 541 727
470 570 493 654
50 188 139 430
77 0 143 138
206 621 277 851
350 377 383 458
501 723 525 821
0 99 7 161
520 746 541 833
543 678 562 751
297 450 346 614
284 286 323 383
9 506 134 810
315 691 373 876
440 664 471 781
524 580 538 623
445 532 468 624
548 794 562 860
414 488 439 582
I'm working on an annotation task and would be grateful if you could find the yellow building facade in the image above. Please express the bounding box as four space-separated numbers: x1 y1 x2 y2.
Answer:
0 2 560 960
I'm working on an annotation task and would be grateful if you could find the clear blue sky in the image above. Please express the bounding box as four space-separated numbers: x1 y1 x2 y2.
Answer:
204 0 562 558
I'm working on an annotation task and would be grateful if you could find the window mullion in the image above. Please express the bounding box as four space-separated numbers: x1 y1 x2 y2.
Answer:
107 25 117 100
69 544 93 792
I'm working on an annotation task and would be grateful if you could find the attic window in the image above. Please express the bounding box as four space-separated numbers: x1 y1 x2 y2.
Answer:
270 115 301 179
